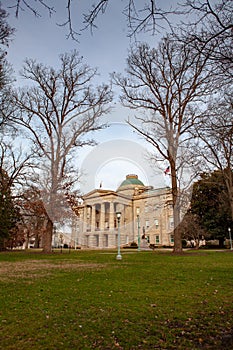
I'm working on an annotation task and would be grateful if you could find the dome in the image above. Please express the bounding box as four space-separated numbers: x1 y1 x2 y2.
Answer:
118 174 144 190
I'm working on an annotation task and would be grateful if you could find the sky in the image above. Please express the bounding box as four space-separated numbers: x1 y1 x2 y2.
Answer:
2 0 178 193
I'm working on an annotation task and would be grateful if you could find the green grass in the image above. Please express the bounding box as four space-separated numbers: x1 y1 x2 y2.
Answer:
0 249 233 349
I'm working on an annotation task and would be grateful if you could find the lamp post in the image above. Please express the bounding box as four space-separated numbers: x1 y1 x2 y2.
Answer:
228 227 233 250
136 207 141 251
116 212 122 260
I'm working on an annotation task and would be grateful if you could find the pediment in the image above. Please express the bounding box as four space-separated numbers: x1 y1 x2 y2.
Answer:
82 189 116 200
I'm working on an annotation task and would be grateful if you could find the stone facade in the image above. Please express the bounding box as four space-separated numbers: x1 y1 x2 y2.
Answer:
71 174 174 248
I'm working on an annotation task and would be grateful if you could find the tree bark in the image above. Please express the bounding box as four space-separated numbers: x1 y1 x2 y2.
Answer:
42 218 53 253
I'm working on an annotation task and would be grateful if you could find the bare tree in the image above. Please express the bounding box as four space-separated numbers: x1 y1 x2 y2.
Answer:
12 50 112 252
5 0 176 40
179 0 233 80
0 4 15 129
0 140 35 189
179 211 207 248
15 186 49 249
0 139 36 249
113 36 216 253
195 88 233 222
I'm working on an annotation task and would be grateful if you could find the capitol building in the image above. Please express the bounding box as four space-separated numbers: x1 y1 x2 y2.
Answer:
71 174 174 249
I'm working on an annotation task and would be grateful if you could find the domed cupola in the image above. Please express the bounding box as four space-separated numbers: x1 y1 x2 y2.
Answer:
117 174 145 194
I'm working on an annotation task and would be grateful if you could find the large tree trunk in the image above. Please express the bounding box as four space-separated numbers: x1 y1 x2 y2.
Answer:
24 230 30 249
173 209 183 253
42 218 53 253
170 159 183 254
34 233 40 248
230 187 233 224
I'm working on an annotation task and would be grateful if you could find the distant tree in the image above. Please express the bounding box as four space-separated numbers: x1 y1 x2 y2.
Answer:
0 168 20 250
194 88 233 224
179 211 207 248
0 140 36 249
15 187 49 249
113 35 215 253
12 50 112 253
190 171 232 247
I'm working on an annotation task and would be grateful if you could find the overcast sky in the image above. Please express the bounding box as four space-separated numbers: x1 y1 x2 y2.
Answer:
2 0 178 192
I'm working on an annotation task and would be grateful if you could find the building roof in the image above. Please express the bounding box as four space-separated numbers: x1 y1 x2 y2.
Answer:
117 174 144 190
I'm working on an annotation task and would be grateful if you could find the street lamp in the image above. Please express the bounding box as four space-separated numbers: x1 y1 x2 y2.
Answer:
228 227 233 250
136 207 141 251
116 212 122 260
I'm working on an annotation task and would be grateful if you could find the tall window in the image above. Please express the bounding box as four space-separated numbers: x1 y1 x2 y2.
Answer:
104 234 108 247
169 217 174 229
154 219 159 229
94 235 99 247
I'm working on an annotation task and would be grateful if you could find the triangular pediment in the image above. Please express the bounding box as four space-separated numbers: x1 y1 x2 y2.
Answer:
82 188 116 200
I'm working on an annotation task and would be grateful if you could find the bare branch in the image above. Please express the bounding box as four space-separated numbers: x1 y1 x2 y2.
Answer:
178 0 233 80
8 0 55 18
6 0 178 40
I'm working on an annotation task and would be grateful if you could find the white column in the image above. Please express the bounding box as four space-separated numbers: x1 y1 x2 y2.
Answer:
100 202 105 231
109 202 114 230
91 204 96 231
83 205 87 232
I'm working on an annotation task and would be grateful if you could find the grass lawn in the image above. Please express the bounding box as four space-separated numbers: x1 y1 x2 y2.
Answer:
0 249 233 349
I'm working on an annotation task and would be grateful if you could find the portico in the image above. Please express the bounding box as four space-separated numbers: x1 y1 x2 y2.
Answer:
71 174 174 249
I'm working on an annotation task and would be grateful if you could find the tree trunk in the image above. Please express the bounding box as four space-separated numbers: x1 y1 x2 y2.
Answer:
230 192 233 224
42 218 53 253
173 210 183 253
170 158 183 254
24 231 30 249
34 233 40 248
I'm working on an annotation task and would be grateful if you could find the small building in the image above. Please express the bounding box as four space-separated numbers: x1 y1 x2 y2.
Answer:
71 174 174 248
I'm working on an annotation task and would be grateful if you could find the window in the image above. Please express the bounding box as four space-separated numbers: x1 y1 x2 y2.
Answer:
154 219 159 229
104 234 108 247
169 217 174 229
170 235 174 244
94 235 99 247
85 235 89 247
145 220 150 229
155 235 160 244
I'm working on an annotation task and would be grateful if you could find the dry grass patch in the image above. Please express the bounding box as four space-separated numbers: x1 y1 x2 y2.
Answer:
0 259 103 281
